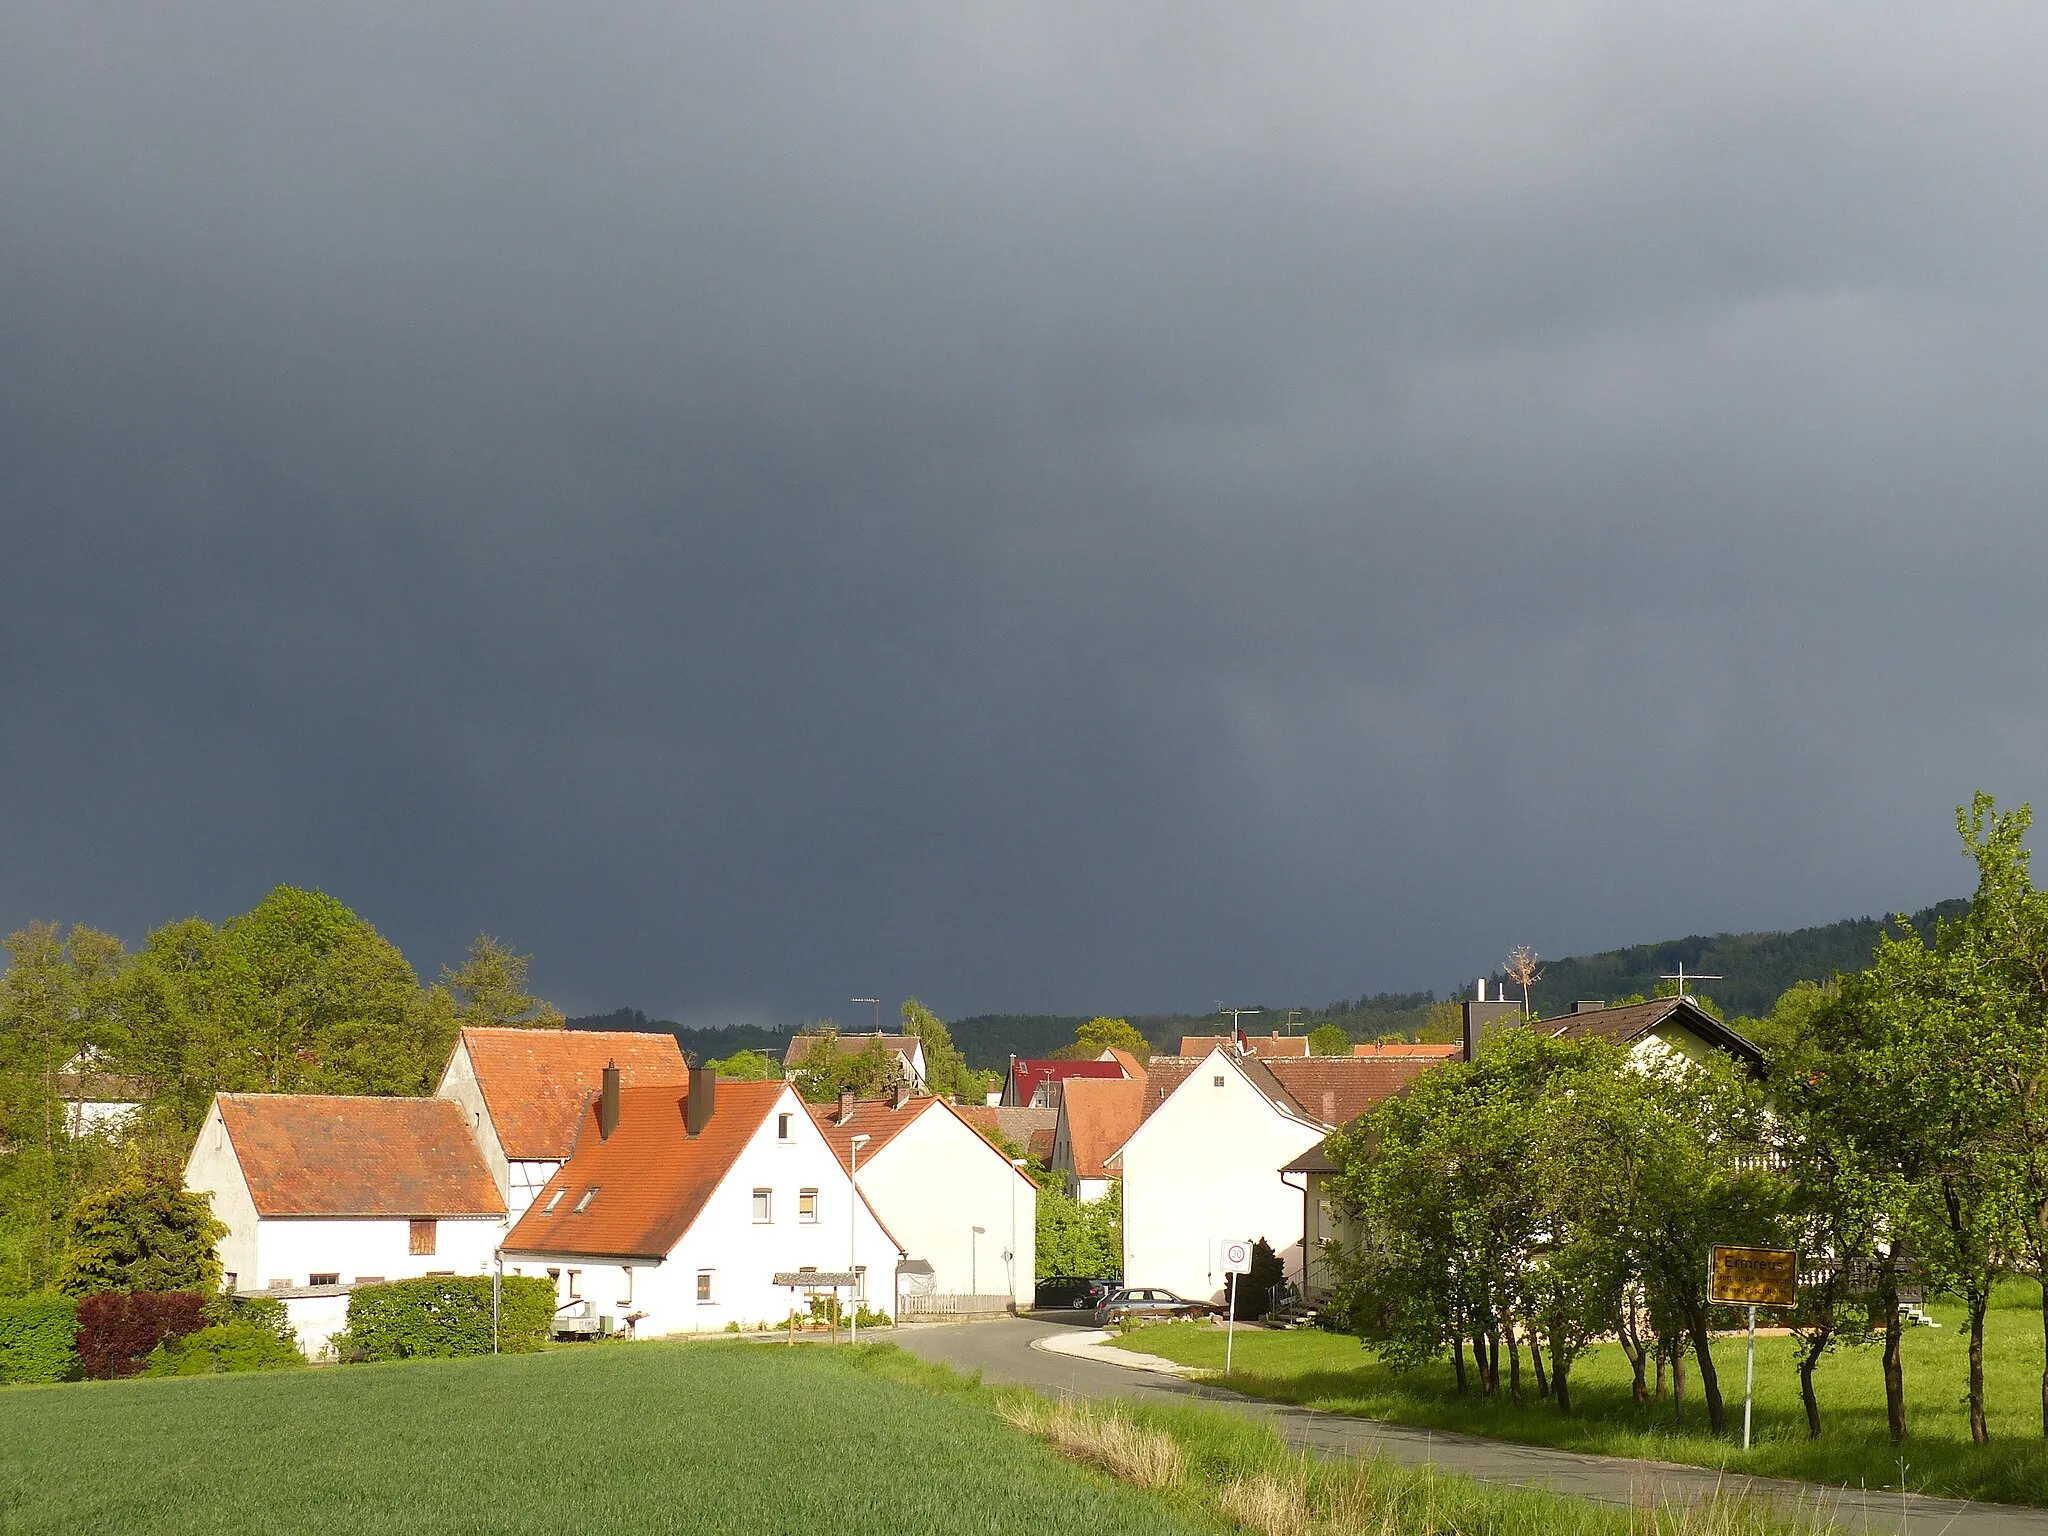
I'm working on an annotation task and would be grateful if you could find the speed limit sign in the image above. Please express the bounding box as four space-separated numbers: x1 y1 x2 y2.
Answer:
1221 1239 1252 1273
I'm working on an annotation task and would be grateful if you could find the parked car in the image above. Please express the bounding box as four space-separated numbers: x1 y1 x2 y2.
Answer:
1034 1276 1119 1312
1093 1287 1215 1326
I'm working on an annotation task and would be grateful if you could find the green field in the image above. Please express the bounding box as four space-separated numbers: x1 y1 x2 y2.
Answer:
0 1341 1216 1535
1115 1282 2048 1506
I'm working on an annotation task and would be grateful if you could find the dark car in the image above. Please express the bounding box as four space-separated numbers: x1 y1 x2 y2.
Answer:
1093 1287 1215 1326
1034 1276 1118 1311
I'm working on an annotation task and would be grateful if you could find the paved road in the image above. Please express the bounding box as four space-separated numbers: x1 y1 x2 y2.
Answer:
896 1317 2048 1536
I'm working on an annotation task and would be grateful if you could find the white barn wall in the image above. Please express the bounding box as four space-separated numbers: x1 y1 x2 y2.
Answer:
1119 1050 1324 1305
857 1106 1035 1304
434 1040 509 1196
252 1215 501 1291
184 1101 259 1290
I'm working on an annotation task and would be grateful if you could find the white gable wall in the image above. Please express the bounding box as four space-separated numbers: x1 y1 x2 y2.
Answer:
1119 1049 1324 1305
184 1100 259 1290
434 1039 510 1196
506 1084 899 1337
859 1104 1035 1304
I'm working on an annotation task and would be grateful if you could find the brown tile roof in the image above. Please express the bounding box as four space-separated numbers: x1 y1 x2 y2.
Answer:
217 1095 505 1218
1061 1077 1147 1179
1027 1128 1054 1163
1265 1056 1443 1127
807 1095 936 1170
955 1104 1055 1156
1139 1057 1202 1119
504 1080 784 1260
1103 1048 1148 1079
1178 1033 1311 1058
782 1033 922 1072
1351 1042 1461 1059
1543 998 1765 1073
456 1027 689 1161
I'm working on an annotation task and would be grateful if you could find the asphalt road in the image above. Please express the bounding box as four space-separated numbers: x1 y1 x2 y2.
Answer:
895 1316 2048 1536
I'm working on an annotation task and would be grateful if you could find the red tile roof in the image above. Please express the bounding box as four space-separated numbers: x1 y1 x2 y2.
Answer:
1178 1033 1312 1058
1139 1057 1202 1120
216 1095 504 1218
810 1096 1039 1195
455 1027 689 1161
504 1081 784 1260
1351 1042 1461 1059
1005 1058 1126 1105
954 1104 1056 1156
1060 1078 1147 1179
1265 1056 1443 1127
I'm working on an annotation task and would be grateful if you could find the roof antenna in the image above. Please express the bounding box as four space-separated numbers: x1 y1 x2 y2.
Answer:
1657 963 1722 1001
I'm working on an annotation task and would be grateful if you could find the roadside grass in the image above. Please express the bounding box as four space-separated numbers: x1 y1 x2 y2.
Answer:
849 1345 1844 1536
0 1339 1217 1535
1112 1280 2048 1506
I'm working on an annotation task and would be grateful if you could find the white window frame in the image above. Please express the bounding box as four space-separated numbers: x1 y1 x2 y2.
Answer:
799 1188 818 1223
696 1268 716 1304
752 1188 773 1223
777 1112 793 1142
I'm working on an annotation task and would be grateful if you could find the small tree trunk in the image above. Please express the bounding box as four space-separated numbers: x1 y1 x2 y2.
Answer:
1969 1287 1990 1444
1672 1339 1687 1427
1528 1323 1550 1398
1797 1331 1828 1440
1617 1310 1648 1406
1550 1328 1573 1413
1655 1343 1668 1401
1505 1319 1524 1405
1452 1334 1468 1395
1882 1275 1907 1444
1481 1325 1500 1397
2039 1272 2048 1438
1689 1307 1728 1434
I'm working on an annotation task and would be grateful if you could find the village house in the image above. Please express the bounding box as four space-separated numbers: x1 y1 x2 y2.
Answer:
183 1094 506 1355
1048 1075 1148 1202
808 1087 1038 1310
1113 1046 1439 1305
998 1055 1126 1108
435 1025 689 1221
501 1067 901 1336
955 1103 1056 1166
781 1031 927 1092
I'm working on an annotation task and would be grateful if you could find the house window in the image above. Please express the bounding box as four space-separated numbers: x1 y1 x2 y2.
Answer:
575 1186 599 1214
778 1113 792 1141
409 1218 437 1256
543 1188 567 1214
1213 1075 1225 1087
309 1273 339 1287
854 1265 867 1303
696 1269 716 1303
619 1267 634 1307
752 1188 773 1223
799 1189 818 1223
223 1272 237 1292
567 1269 581 1299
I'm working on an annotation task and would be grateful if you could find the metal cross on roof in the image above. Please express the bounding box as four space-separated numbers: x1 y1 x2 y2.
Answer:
1658 963 1722 999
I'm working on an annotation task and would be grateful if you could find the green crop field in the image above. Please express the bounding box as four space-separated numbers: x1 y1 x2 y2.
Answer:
1115 1282 2048 1506
0 1341 1218 1535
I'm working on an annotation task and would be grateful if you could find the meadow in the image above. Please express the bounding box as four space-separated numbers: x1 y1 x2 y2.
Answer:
1115 1282 2048 1506
0 1337 1845 1536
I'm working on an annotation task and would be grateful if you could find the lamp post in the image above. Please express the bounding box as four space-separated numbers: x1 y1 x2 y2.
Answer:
972 1225 986 1295
849 1133 870 1343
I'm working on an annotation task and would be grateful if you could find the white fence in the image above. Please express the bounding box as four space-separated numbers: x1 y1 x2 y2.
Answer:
896 1293 1015 1320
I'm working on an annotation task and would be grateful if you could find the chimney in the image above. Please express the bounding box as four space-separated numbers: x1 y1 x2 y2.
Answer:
1321 1090 1337 1124
1475 978 1488 1002
892 1081 911 1110
1574 1001 1608 1015
598 1061 621 1141
684 1064 716 1137
837 1088 856 1125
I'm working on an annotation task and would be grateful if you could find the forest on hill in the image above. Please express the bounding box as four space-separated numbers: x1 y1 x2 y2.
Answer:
570 897 1967 1065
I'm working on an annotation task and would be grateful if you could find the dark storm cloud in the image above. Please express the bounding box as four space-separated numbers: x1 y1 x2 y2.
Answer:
3 4 2046 1020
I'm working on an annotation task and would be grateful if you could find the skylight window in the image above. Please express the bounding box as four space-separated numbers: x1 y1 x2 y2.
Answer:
574 1186 599 1214
543 1188 566 1214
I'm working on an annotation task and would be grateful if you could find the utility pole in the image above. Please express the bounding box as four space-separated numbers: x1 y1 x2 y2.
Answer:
851 997 881 1034
849 1133 870 1343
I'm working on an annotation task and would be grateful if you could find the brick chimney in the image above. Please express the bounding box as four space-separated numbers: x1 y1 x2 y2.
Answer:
684 1064 716 1137
598 1061 620 1141
837 1089 856 1125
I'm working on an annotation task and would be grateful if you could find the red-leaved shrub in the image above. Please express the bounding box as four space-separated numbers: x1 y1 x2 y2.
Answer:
75 1291 207 1380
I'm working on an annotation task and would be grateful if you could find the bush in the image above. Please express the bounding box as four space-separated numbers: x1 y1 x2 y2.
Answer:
143 1322 306 1376
337 1276 554 1361
55 1164 225 1299
76 1291 207 1379
201 1291 298 1348
0 1294 81 1384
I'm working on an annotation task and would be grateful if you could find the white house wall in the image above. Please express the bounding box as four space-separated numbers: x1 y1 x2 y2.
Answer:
858 1106 1035 1304
253 1215 503 1291
507 1160 562 1223
434 1040 510 1197
506 1085 900 1337
183 1102 260 1291
1119 1050 1324 1305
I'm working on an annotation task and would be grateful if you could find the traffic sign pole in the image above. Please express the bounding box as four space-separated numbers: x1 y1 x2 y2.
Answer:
1743 1304 1757 1450
1225 1272 1237 1376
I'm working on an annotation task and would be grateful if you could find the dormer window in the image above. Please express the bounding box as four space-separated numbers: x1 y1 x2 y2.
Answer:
574 1186 599 1214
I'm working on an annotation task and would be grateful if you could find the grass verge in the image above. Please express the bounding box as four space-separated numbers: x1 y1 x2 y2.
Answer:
1111 1281 2048 1506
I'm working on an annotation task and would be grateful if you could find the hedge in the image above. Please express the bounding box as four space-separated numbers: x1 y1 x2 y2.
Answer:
0 1294 81 1384
76 1291 207 1380
144 1322 306 1376
338 1276 554 1361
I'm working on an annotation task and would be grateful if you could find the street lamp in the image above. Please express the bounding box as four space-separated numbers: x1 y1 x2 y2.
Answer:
851 997 881 1034
972 1225 986 1295
849 1133 871 1343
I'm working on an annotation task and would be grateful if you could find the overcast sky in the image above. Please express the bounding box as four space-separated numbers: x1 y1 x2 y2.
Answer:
3 4 2043 1024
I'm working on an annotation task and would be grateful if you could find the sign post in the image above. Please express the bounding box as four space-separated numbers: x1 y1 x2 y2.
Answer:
1221 1239 1252 1376
1708 1245 1797 1450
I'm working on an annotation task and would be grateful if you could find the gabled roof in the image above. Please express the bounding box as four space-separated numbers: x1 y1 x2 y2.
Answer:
1060 1078 1147 1179
1265 1057 1443 1128
1543 998 1765 1074
215 1095 505 1219
782 1033 925 1074
504 1081 784 1260
1138 1057 1202 1119
1102 1048 1149 1079
1351 1042 1461 1060
1178 1033 1312 1058
953 1104 1055 1155
1007 1058 1125 1105
452 1027 689 1161
810 1095 1038 1190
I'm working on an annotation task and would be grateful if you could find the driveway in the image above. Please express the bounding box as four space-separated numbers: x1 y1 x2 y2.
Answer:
895 1317 2048 1536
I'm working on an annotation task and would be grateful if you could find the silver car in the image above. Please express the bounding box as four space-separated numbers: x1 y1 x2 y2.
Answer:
1093 1286 1214 1326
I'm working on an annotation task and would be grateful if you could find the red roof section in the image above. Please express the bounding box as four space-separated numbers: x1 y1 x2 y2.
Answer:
1265 1056 1443 1126
1178 1033 1312 1058
1060 1078 1147 1179
456 1027 689 1161
217 1095 505 1218
1006 1058 1126 1105
810 1096 1038 1192
504 1081 783 1260
1352 1042 1461 1059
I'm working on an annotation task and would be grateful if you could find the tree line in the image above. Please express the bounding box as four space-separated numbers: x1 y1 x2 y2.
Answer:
1324 794 2048 1445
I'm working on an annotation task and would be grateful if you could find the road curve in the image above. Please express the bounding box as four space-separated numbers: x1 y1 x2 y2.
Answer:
894 1317 2048 1536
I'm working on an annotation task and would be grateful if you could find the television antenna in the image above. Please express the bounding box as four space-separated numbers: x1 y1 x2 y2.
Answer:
1284 1008 1302 1036
1657 964 1722 1000
1219 1006 1262 1042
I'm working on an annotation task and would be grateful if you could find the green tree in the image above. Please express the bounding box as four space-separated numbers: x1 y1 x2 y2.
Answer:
707 1049 781 1080
54 1157 225 1297
1036 1180 1121 1281
1307 1024 1350 1057
899 998 993 1103
793 1032 904 1104
1073 1016 1149 1059
437 935 563 1031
